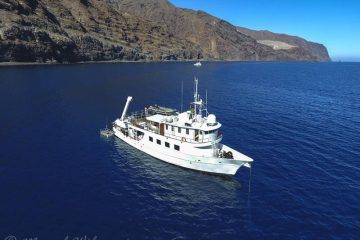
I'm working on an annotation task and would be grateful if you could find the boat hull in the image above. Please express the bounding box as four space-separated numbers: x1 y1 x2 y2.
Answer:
113 127 250 175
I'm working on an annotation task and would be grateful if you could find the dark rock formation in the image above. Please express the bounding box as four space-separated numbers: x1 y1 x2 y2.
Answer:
0 0 203 63
0 0 330 63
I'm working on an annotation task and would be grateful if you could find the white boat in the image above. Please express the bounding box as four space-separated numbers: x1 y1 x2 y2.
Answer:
194 61 202 67
112 78 253 175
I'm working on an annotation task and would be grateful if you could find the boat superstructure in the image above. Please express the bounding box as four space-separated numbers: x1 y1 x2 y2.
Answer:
112 78 253 175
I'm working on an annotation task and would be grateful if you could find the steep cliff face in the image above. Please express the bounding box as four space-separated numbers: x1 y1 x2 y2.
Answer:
108 0 259 60
237 27 330 61
0 0 330 63
0 0 203 62
108 0 330 61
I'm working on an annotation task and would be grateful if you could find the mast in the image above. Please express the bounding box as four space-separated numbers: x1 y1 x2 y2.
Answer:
192 77 209 118
180 80 183 113
194 77 198 116
206 88 207 105
194 77 198 102
205 88 208 117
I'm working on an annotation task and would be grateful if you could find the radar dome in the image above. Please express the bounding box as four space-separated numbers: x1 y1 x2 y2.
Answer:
207 114 217 126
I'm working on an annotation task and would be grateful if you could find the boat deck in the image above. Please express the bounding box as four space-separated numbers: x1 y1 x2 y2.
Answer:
127 113 222 144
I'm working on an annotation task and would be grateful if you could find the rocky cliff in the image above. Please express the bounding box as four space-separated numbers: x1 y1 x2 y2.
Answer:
237 27 330 61
0 0 203 62
0 0 330 63
109 0 330 61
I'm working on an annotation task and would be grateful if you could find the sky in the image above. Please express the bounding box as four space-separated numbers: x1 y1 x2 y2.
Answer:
170 0 360 61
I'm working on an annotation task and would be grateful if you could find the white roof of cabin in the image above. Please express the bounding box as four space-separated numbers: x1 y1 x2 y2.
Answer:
145 113 221 131
146 114 166 123
190 121 221 131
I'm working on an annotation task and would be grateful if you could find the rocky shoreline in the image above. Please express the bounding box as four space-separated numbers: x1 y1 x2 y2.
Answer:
0 59 334 67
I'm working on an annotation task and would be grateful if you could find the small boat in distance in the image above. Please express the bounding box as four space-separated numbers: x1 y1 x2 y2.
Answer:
194 61 202 67
112 78 253 175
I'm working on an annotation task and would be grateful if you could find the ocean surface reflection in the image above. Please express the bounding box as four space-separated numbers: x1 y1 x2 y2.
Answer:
0 62 359 239
111 139 242 204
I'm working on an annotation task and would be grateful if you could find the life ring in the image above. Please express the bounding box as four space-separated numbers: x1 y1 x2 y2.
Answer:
181 137 187 143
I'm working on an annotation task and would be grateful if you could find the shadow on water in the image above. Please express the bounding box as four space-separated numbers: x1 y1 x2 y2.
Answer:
103 137 257 239
105 137 246 203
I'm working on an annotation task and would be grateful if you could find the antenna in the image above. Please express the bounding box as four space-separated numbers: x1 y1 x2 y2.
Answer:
180 80 183 113
194 77 198 116
205 88 208 105
248 164 252 193
205 88 208 116
194 77 198 102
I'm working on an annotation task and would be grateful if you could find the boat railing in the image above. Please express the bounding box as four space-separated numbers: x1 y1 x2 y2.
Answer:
128 115 223 144
129 119 160 134
164 133 197 143
129 110 146 120
163 131 222 144
197 132 223 143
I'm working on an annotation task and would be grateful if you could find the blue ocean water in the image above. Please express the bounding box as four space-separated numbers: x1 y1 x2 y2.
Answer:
0 62 359 239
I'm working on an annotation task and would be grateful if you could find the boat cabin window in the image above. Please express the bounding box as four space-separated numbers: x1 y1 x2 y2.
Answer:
174 145 180 151
149 136 153 142
205 130 216 135
165 142 170 148
186 128 189 135
157 139 161 145
178 127 181 133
